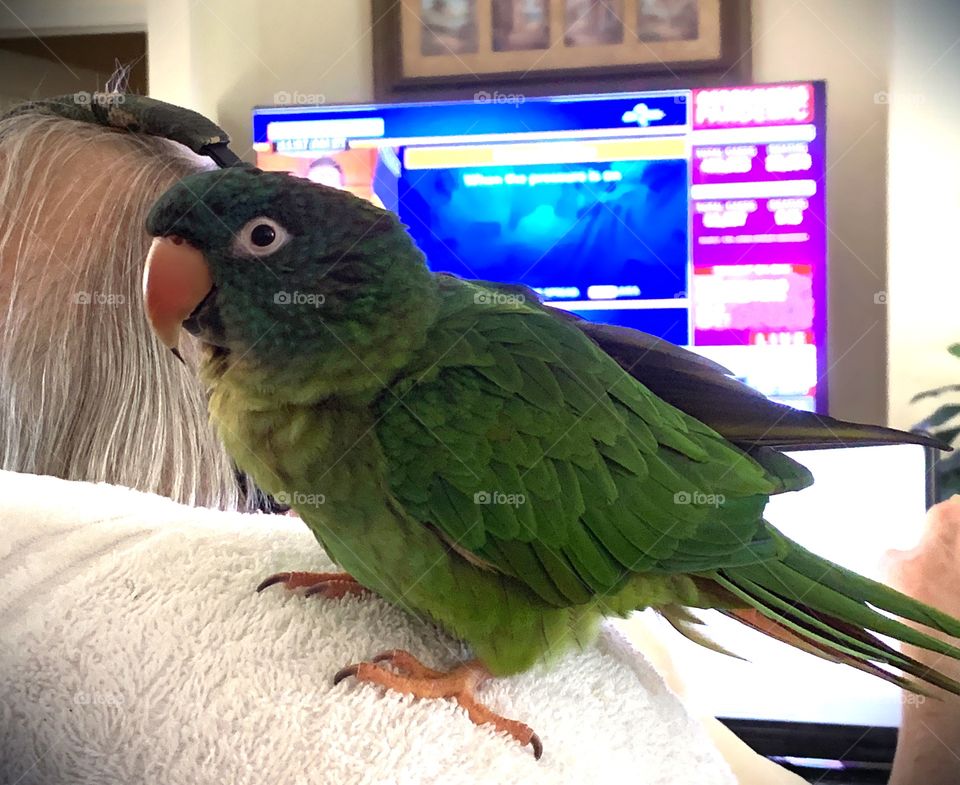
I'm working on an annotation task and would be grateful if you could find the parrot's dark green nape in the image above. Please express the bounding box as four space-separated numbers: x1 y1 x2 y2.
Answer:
83 93 957 759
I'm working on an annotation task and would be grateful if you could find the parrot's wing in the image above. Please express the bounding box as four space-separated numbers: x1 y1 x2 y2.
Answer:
375 278 804 608
574 319 945 450
444 276 946 452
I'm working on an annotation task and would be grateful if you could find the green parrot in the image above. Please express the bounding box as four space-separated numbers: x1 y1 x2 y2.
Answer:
143 166 960 759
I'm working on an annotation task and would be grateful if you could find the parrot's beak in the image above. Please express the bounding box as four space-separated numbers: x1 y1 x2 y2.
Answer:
143 236 213 361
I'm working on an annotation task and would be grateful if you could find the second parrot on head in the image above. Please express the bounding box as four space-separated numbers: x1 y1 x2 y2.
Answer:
143 166 960 759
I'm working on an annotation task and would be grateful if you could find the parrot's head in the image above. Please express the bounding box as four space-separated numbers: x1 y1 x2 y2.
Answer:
143 167 438 392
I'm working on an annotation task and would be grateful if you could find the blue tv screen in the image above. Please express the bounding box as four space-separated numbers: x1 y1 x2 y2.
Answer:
253 82 828 411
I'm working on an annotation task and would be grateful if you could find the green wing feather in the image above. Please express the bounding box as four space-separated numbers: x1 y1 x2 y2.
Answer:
376 276 790 608
375 276 960 695
456 276 947 452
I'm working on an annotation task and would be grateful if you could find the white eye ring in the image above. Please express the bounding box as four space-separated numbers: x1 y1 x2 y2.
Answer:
232 217 291 258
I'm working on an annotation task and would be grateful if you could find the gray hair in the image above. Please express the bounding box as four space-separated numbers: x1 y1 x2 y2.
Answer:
0 109 258 511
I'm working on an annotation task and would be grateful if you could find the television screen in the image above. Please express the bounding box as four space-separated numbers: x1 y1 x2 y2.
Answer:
253 81 828 412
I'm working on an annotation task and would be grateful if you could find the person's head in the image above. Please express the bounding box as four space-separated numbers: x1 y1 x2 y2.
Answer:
0 106 260 510
306 157 345 189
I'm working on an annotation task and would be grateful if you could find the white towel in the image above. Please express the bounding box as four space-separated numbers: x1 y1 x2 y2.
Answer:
0 470 734 785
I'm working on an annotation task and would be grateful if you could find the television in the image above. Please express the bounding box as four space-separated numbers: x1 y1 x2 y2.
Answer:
252 80 828 412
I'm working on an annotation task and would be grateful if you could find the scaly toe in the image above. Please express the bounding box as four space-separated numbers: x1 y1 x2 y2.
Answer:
372 649 445 679
256 570 367 598
304 579 369 600
456 690 541 758
331 653 543 759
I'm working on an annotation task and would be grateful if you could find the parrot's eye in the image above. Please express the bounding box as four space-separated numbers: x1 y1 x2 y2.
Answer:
232 217 291 258
251 224 275 246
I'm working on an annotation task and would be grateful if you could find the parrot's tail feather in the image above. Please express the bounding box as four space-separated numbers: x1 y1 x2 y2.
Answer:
659 606 746 661
713 528 960 697
721 608 935 695
780 537 960 639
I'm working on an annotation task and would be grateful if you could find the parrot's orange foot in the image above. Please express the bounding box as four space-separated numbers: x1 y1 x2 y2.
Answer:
334 649 542 759
256 570 369 600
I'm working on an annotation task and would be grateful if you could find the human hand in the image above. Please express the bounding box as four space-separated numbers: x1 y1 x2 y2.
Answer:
885 495 960 616
884 496 960 785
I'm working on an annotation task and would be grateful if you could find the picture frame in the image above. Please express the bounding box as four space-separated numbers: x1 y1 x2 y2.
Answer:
372 0 751 102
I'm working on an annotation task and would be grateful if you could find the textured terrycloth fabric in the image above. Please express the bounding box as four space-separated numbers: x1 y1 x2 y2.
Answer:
0 470 734 785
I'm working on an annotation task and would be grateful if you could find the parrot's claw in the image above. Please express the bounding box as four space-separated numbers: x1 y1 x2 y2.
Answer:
333 649 542 760
332 664 360 685
256 570 369 600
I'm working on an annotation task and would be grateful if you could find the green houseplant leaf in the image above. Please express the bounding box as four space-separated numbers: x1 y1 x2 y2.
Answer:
912 346 960 501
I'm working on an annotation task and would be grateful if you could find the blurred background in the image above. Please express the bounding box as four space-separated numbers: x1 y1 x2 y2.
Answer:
2 2 960 781
1 0 958 435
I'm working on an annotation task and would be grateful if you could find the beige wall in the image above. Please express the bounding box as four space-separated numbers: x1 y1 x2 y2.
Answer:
147 0 373 160
751 0 893 424
0 49 104 113
887 0 960 429
0 0 144 36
